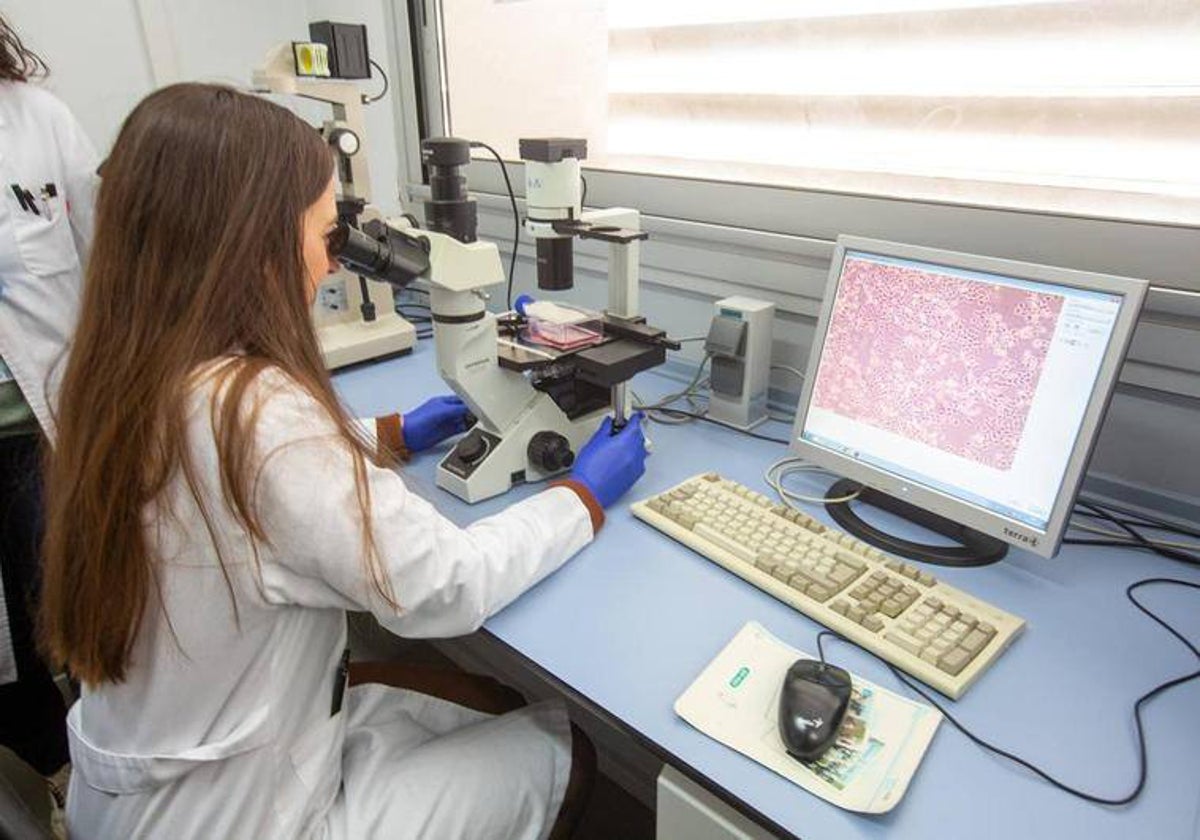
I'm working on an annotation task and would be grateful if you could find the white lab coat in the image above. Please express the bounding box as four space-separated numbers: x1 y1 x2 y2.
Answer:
0 80 97 685
65 366 595 839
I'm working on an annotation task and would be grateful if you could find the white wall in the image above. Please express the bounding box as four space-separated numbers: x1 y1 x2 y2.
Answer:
2 0 154 147
440 0 608 162
1 0 407 214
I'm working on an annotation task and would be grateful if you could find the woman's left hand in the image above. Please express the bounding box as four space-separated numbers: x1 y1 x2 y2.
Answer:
402 395 475 452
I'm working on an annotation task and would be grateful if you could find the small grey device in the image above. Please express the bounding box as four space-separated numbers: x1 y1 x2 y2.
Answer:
706 297 775 430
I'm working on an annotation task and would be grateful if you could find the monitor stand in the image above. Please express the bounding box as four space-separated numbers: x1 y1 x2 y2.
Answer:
824 479 1008 567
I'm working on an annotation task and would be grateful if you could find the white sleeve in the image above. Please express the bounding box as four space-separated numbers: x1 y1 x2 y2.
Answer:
253 381 596 638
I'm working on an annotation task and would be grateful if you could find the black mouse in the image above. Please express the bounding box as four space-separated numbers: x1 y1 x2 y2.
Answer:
778 658 853 762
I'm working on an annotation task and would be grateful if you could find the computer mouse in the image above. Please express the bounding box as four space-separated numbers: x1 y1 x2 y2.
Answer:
778 658 853 762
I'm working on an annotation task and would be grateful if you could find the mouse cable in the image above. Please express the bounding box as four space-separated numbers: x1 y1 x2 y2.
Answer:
816 577 1200 806
767 457 861 507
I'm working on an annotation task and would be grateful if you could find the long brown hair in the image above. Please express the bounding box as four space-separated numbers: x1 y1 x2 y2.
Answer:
0 14 47 81
40 83 394 685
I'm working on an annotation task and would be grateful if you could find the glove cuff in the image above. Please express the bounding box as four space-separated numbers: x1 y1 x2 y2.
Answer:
551 479 605 535
374 413 411 465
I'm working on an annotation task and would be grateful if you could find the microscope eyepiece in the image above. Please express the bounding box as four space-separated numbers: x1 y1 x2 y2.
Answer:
330 221 430 289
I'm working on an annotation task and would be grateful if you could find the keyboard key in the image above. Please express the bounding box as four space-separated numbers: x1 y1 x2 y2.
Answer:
880 599 904 618
754 554 779 574
788 576 811 595
694 523 757 563
938 647 973 676
830 565 860 587
961 628 991 655
884 630 925 656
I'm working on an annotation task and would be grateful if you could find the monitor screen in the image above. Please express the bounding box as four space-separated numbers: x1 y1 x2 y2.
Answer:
792 237 1147 558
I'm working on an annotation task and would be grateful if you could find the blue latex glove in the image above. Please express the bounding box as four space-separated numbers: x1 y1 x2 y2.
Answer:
569 412 648 508
402 395 473 452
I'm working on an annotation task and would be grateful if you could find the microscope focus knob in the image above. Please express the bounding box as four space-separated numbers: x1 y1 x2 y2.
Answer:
528 431 575 473
329 127 361 157
455 431 489 465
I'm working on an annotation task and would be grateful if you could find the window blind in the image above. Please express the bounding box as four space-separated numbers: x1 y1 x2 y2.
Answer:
602 0 1199 223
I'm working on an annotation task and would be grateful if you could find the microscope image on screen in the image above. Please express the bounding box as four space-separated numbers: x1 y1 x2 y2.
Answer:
811 256 1066 472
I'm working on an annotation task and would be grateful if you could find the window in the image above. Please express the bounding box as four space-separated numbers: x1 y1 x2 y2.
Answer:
435 0 1199 225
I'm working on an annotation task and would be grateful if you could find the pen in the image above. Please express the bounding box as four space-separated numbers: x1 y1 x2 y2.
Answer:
10 183 40 215
10 184 28 212
39 186 54 221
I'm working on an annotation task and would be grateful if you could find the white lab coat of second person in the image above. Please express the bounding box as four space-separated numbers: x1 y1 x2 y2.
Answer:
0 79 96 439
0 80 97 685
65 365 596 839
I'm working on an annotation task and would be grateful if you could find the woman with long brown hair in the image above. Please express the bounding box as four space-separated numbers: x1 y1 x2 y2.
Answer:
39 82 647 838
0 11 97 789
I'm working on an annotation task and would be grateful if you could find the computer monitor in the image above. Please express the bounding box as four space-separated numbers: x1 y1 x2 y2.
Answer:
790 236 1147 564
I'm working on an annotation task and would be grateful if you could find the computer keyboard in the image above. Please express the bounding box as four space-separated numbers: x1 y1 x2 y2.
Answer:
631 473 1026 699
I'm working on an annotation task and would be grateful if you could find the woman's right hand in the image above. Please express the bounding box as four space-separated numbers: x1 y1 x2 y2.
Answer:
569 413 648 508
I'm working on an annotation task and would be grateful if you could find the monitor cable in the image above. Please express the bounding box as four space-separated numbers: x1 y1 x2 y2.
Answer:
1080 494 1200 542
1065 501 1199 567
815 576 1200 806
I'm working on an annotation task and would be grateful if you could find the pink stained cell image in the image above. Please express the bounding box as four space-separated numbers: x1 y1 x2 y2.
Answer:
812 256 1064 471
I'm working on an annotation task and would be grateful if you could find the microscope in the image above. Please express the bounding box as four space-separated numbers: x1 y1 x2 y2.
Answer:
253 39 417 369
336 137 677 503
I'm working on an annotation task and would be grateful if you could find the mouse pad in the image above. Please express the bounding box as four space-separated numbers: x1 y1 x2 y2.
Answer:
675 621 942 814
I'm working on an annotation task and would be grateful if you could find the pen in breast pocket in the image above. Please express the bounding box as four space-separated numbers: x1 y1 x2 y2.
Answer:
10 184 39 216
40 183 57 220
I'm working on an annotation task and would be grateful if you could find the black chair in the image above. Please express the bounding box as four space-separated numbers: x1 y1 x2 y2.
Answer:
0 746 56 839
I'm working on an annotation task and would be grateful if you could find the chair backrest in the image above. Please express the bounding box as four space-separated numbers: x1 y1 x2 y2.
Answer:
0 747 56 840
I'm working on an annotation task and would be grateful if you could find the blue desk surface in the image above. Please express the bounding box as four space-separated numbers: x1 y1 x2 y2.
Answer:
336 343 1200 840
